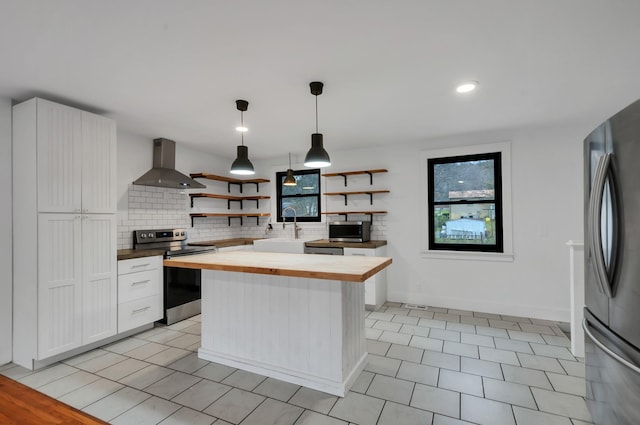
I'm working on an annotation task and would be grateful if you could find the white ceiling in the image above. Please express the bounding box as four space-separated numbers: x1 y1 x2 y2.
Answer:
2 0 640 160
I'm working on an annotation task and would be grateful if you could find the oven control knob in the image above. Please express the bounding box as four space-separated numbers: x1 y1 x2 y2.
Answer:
140 234 146 239
174 232 179 236
181 232 185 236
147 233 154 239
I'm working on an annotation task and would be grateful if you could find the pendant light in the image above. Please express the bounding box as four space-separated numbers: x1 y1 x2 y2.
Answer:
283 152 297 186
230 99 255 175
304 81 331 168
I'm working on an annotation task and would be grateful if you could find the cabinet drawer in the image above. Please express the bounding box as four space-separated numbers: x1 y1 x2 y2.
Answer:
343 247 375 256
118 269 161 302
118 295 162 333
118 256 161 275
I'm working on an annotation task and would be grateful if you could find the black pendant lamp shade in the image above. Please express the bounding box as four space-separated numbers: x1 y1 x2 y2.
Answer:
230 99 255 175
304 82 331 168
284 152 296 186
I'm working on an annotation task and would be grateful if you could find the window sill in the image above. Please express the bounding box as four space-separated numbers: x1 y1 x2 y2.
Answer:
421 250 514 262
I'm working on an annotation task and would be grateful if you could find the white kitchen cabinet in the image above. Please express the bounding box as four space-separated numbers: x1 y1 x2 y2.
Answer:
343 246 387 310
13 98 117 369
117 256 163 333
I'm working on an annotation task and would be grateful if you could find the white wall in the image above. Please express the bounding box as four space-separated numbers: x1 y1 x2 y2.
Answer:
0 98 12 364
258 123 585 321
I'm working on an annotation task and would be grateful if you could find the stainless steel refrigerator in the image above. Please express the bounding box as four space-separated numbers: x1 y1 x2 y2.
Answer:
584 98 640 425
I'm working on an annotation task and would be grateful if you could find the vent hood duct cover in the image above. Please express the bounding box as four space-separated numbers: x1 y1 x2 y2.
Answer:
133 138 206 189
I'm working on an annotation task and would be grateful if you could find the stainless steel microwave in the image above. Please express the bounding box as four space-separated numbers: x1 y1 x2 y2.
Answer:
329 221 371 242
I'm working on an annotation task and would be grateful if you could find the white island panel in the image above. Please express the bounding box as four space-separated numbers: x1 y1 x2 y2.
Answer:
199 270 367 396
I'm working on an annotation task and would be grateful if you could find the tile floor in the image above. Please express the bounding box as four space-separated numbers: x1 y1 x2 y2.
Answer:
0 303 593 425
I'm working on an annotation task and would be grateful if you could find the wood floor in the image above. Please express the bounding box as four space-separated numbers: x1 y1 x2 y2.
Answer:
0 374 108 425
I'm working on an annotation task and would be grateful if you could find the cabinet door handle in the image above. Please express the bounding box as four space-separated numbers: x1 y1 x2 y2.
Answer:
351 253 366 256
131 279 150 286
132 306 151 314
131 263 150 268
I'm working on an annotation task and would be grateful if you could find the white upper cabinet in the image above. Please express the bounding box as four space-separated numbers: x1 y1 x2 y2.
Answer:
32 98 116 213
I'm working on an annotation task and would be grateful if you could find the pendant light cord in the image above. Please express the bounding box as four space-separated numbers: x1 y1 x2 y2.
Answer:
315 95 319 133
240 111 244 146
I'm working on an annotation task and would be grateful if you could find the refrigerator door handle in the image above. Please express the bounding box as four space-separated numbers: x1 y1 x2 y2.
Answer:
583 318 640 375
589 153 613 297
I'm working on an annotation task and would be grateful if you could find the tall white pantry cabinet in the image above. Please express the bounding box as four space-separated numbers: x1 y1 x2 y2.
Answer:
13 98 117 369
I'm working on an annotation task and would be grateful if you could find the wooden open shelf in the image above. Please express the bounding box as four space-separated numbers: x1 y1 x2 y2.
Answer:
324 190 390 205
190 212 271 227
322 169 387 186
322 211 387 222
189 193 270 209
190 172 270 193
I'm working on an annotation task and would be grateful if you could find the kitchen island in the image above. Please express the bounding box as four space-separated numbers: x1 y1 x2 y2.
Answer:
164 251 392 396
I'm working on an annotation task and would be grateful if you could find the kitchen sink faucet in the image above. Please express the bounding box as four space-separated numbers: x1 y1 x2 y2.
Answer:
282 206 301 239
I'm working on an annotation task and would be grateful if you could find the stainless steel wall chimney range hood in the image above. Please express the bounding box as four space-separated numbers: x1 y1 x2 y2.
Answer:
133 138 205 189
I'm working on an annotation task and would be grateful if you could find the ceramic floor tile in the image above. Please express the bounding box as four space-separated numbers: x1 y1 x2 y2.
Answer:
460 316 490 327
408 310 435 319
445 322 476 334
460 357 503 380
377 401 434 425
125 341 171 360
96 357 149 381
294 410 348 425
473 311 502 320
365 318 376 328
0 364 35 380
167 352 210 374
18 363 78 388
241 398 304 425
443 341 479 358
134 327 168 340
434 313 461 323
182 323 201 334
63 349 111 366
519 323 556 335
373 321 403 332
512 406 572 425
157 406 217 425
478 347 520 366
410 335 444 352
368 311 394 321
166 333 202 349
430 328 461 343
193 363 237 382
396 361 439 386
289 387 338 414
460 394 515 425
145 329 186 344
58 377 124 409
438 369 483 397
365 328 383 339
516 353 565 373
500 315 531 324
145 347 191 366
350 370 375 393
433 414 477 424
531 387 592 422
410 383 460 418
392 315 420 325
476 326 509 338
422 350 460 371
145 371 202 399
501 364 552 389
83 386 151 422
253 377 301 402
428 306 449 313
398 324 431 337
221 369 267 391
418 318 447 329
530 343 575 361
546 372 587 396
559 359 585 378
386 343 424 363
170 379 232 411
366 374 414 404
104 337 149 354
494 337 533 354
385 306 409 315
506 330 545 343
203 388 266 424
379 330 412 345
111 396 181 425
364 353 401 376
330 391 385 425
366 339 391 356
167 319 199 331
482 377 536 409
448 308 474 317
118 364 175 390
488 319 521 331
37 370 101 398
542 334 572 347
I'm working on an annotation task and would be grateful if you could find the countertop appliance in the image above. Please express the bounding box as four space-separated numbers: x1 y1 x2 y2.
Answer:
133 228 217 324
583 98 640 425
329 221 371 242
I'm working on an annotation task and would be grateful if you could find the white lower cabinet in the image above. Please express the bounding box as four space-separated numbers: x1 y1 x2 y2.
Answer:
343 246 388 310
117 256 163 333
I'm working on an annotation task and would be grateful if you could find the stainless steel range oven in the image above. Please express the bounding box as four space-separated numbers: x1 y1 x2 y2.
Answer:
133 228 217 325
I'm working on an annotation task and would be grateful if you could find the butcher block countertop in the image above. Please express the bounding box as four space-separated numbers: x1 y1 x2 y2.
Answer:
304 239 387 249
164 250 392 282
117 249 165 261
188 237 261 248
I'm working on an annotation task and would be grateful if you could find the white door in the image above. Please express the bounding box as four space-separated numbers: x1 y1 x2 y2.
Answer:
82 214 117 344
37 213 82 358
36 99 82 213
81 112 117 213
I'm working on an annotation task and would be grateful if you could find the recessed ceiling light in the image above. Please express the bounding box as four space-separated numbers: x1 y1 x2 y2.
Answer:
456 81 478 93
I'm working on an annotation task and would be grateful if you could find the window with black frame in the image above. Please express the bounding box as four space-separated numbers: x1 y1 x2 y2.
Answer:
428 152 503 252
276 168 321 222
